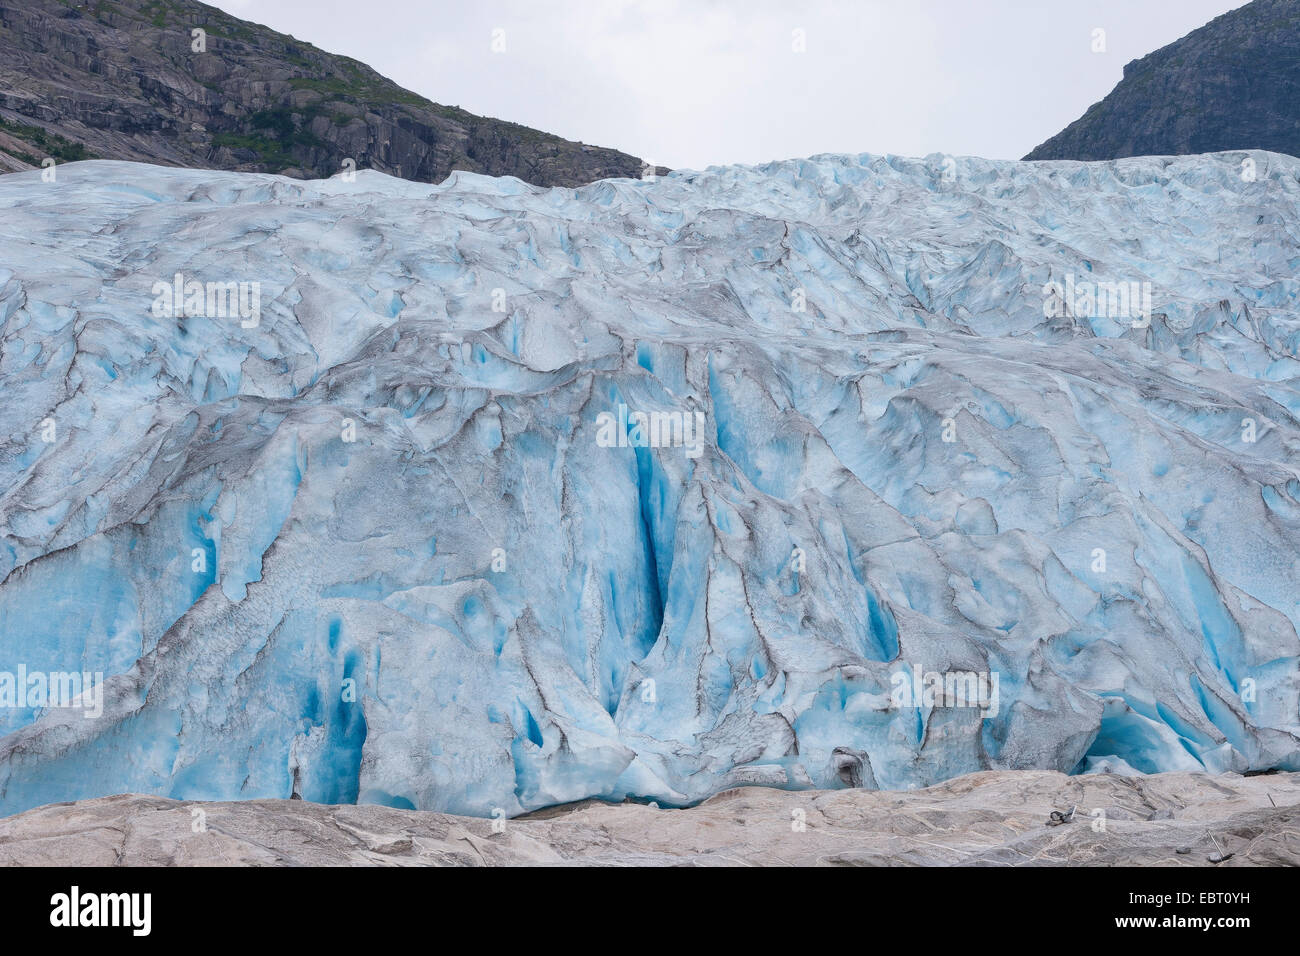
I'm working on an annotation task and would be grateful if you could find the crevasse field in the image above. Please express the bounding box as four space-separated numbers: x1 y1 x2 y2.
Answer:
0 151 1297 817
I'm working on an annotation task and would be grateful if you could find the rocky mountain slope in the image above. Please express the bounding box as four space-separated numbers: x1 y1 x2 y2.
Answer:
1025 0 1300 161
1 771 1295 865
0 0 657 184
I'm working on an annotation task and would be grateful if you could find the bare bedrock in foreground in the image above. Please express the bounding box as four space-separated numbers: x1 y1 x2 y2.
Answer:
1 770 1296 866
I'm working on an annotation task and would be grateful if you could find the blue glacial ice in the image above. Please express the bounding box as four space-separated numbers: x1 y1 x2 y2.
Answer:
0 150 1298 816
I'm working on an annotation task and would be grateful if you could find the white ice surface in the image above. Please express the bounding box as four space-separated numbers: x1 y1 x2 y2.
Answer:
0 151 1297 815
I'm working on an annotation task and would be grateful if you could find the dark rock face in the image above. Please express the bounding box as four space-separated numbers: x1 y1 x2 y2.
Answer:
0 0 662 185
1025 0 1300 161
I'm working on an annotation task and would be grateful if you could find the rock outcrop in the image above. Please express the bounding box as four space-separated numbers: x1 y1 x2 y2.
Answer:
1025 0 1300 161
1 771 1295 866
0 0 661 184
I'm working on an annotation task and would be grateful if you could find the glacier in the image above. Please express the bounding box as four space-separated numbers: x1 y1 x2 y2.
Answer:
0 151 1298 817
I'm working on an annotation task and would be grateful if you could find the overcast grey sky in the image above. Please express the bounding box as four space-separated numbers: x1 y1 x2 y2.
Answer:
211 0 1249 170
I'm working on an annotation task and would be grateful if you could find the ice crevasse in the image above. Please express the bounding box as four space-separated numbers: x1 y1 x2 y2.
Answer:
0 150 1298 816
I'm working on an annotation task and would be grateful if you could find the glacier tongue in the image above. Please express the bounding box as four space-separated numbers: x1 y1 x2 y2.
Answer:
0 151 1298 816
